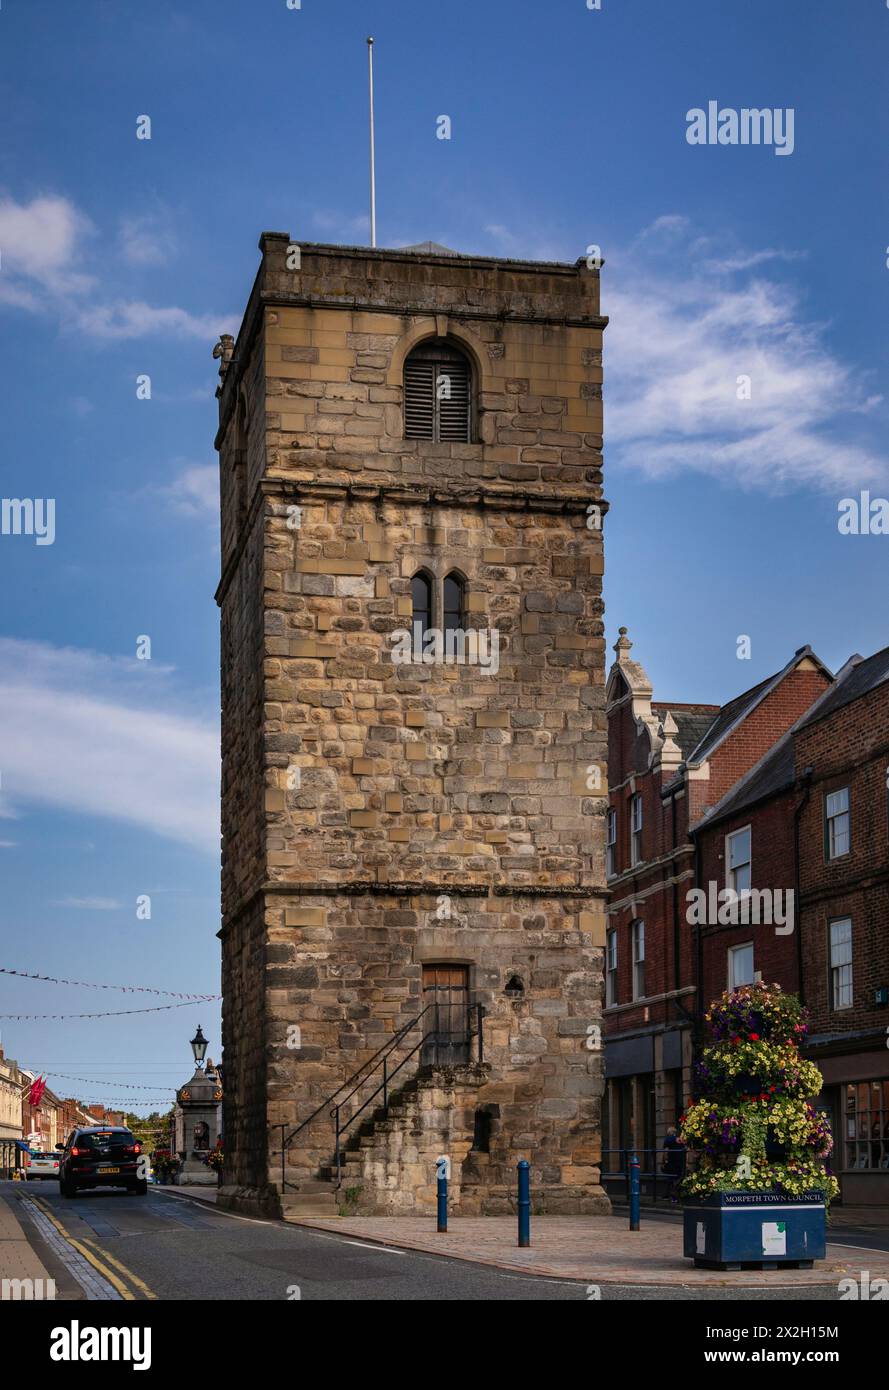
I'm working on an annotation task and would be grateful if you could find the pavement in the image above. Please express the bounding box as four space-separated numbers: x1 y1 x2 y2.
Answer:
0 1188 54 1290
286 1211 889 1289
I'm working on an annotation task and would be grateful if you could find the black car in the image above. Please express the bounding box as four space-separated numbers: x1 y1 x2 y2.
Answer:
57 1126 147 1197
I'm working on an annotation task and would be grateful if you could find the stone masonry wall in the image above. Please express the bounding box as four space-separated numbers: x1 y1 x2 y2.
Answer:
216 240 610 1214
264 888 606 1211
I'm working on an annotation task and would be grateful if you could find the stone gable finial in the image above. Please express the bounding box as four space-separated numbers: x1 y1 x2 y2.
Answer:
613 626 633 663
654 710 682 771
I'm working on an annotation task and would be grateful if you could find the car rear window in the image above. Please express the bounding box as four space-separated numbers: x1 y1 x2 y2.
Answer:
75 1131 135 1150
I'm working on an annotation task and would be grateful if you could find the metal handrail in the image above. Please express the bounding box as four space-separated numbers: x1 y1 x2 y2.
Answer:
280 1004 431 1149
600 1146 688 1205
330 1002 483 1187
275 999 484 1191
333 1001 439 1113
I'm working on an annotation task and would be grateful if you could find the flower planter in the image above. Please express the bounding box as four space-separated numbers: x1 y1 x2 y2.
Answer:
683 1190 825 1270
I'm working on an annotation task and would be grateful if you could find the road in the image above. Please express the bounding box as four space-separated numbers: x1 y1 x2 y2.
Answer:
8 1182 885 1301
4 1181 586 1301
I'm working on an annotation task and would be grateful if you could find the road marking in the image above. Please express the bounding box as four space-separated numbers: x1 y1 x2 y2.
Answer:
28 1196 155 1301
19 1198 122 1301
153 1189 279 1229
79 1236 158 1301
339 1239 409 1255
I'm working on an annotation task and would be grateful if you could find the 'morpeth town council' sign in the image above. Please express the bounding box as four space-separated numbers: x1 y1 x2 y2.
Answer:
714 1191 825 1206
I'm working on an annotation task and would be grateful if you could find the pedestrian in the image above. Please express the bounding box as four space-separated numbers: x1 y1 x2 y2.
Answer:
661 1126 686 1200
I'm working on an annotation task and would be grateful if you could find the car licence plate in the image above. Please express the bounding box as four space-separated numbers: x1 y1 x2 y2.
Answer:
97 1166 120 1174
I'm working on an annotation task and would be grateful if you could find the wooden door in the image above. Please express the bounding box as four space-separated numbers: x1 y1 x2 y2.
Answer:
422 964 470 1066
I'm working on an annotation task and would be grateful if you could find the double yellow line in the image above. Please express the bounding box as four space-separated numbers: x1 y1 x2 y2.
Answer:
30 1195 157 1301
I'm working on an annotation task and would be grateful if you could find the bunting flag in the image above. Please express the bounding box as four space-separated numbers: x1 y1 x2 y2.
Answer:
42 1072 177 1092
0 966 218 1000
0 1000 214 1020
75 1098 175 1105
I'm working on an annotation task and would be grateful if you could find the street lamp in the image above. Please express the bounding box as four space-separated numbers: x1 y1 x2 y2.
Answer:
190 1025 209 1070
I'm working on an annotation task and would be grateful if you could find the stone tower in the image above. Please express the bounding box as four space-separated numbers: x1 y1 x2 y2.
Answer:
215 236 610 1216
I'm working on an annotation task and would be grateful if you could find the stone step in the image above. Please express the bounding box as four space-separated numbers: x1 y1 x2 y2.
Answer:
317 1156 362 1181
280 1191 339 1217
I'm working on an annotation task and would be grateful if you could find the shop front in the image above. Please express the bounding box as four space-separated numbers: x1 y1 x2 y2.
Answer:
813 1047 889 1205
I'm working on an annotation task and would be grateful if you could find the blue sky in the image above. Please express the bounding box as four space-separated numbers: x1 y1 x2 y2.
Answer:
0 0 887 1113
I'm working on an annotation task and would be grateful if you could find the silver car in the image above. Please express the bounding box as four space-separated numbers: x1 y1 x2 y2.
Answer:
26 1151 60 1180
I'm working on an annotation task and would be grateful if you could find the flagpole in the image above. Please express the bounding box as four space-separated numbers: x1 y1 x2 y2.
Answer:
367 36 376 248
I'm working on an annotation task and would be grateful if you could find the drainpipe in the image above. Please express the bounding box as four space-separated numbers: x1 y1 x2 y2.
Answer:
794 767 813 1005
670 793 684 1130
693 825 703 1039
671 794 681 998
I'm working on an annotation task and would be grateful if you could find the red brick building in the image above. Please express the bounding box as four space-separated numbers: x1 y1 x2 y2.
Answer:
86 1104 127 1127
603 629 831 1176
692 734 802 1022
606 631 889 1204
792 647 889 1203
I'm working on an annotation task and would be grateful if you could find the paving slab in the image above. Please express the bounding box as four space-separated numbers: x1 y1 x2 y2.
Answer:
0 1193 54 1288
285 1214 889 1288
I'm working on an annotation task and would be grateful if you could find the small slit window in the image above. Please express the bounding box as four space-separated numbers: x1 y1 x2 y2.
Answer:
411 571 432 632
404 340 471 442
471 1108 493 1153
443 572 466 635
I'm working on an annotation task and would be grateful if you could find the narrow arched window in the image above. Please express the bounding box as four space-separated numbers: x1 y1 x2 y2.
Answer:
403 340 471 442
411 571 432 634
443 572 466 635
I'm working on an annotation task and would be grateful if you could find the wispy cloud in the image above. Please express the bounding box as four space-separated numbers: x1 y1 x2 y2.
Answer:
481 223 568 262
702 247 806 274
0 194 95 301
606 218 887 492
0 638 218 853
75 301 229 342
0 193 232 343
310 210 370 241
158 463 219 518
51 896 123 911
118 208 178 267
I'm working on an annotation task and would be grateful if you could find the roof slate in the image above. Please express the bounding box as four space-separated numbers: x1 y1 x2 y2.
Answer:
795 645 889 728
685 673 777 764
652 707 719 760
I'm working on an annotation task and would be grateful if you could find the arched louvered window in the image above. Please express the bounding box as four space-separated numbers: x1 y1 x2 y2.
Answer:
443 572 466 635
404 340 472 442
411 571 432 633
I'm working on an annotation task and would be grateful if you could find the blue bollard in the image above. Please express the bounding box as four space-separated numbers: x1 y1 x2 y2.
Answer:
517 1159 531 1247
436 1156 449 1232
629 1151 641 1231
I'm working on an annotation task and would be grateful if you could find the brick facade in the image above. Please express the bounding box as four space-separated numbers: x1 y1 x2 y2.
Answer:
605 632 889 1205
793 665 889 1203
697 790 800 1007
603 634 832 1191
